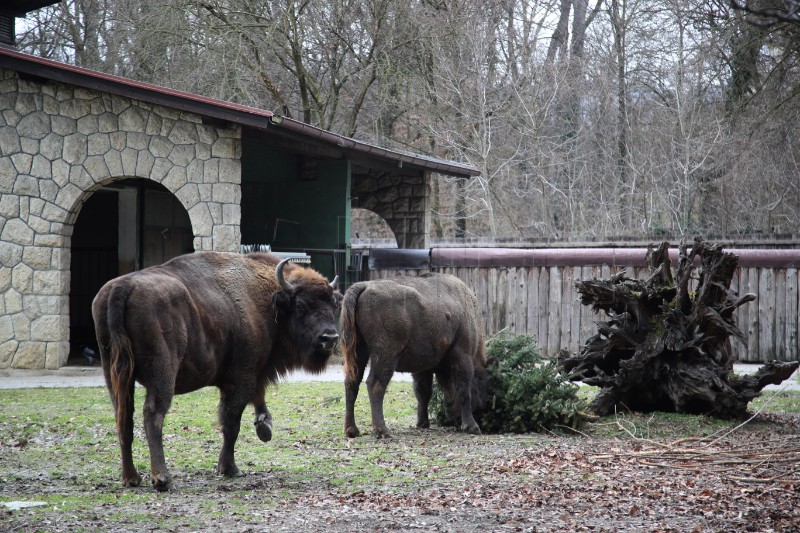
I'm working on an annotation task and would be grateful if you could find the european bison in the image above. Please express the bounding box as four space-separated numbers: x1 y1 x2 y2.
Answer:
340 273 488 438
92 252 341 490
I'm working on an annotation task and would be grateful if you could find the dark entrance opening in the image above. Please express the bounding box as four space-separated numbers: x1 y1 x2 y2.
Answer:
68 179 194 365
69 190 119 363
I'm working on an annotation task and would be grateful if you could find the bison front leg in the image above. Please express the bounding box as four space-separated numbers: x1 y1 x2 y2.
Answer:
412 371 434 429
450 362 481 435
252 386 273 443
217 388 248 478
455 382 481 435
254 408 273 443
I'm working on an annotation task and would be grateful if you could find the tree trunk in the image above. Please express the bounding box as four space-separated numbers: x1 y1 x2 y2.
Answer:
559 237 799 419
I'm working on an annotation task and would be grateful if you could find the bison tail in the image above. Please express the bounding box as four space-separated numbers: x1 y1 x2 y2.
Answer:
340 282 368 382
105 281 136 438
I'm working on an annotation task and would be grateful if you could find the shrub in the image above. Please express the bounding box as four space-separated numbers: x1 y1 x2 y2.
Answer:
430 333 589 433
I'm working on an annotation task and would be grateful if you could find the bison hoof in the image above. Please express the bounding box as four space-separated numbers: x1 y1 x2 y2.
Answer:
374 428 392 439
416 420 430 429
217 464 244 478
255 415 273 442
345 426 360 439
462 424 482 435
151 473 172 492
121 473 142 488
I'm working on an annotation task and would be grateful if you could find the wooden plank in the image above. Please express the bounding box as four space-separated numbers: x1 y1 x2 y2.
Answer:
567 266 582 354
560 266 575 353
786 268 798 363
733 268 747 362
494 267 511 331
515 267 528 336
486 268 496 334
476 268 490 337
579 266 599 350
506 267 517 334
758 268 774 361
601 264 611 283
466 266 476 289
557 266 570 353
775 268 786 361
538 267 549 353
527 267 540 341
547 266 562 356
745 267 759 362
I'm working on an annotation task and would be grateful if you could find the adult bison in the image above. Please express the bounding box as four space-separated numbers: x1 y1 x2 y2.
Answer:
341 273 488 438
92 252 341 491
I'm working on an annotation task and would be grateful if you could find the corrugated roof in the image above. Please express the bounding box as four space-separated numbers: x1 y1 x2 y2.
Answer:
0 47 479 179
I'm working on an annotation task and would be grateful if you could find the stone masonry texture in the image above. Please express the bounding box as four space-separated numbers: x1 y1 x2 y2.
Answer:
0 68 242 369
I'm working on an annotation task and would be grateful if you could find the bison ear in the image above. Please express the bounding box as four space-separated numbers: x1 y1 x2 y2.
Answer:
272 291 291 310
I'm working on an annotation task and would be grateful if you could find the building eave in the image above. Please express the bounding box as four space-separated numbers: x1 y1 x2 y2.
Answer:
0 47 481 179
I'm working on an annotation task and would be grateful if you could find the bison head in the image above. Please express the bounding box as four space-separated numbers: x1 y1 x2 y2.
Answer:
273 258 342 373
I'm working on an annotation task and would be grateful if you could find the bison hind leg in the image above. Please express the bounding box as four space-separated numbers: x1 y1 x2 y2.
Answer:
365 366 395 439
344 356 367 439
412 371 434 429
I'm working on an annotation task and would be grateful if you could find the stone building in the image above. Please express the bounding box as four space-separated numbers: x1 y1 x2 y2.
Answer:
0 46 478 369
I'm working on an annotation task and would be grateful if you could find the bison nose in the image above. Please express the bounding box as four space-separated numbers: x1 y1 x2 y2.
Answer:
319 332 339 350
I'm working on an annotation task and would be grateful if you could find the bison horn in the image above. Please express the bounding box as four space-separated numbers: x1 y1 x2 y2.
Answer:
330 275 338 289
275 258 295 291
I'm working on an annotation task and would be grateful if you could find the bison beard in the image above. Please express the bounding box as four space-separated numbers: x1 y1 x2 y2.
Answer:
92 252 341 491
340 273 489 439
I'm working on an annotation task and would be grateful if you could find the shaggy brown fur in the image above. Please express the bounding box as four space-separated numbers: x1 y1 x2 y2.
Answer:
92 252 341 491
340 273 488 438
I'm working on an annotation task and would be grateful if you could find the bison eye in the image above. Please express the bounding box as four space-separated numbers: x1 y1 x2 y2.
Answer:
296 301 307 314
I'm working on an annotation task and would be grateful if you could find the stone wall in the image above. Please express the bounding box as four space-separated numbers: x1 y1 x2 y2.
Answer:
352 172 430 249
0 68 243 369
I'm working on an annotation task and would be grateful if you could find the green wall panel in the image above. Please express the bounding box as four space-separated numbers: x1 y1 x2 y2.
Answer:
240 129 351 279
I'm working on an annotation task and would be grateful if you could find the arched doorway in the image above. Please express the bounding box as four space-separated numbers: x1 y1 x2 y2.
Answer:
351 208 398 248
68 179 194 364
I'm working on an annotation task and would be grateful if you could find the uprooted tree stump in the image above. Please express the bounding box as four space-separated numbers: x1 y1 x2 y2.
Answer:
559 237 799 419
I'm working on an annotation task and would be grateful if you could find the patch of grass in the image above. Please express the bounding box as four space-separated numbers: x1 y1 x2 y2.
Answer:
750 390 800 413
1 380 799 530
584 409 734 440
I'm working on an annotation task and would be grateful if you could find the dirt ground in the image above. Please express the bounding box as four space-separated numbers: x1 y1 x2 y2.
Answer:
3 410 800 532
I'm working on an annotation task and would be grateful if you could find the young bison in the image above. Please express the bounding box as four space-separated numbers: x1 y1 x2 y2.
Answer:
340 273 488 438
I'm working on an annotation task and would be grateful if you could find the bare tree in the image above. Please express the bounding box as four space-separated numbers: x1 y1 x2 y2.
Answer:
15 0 800 242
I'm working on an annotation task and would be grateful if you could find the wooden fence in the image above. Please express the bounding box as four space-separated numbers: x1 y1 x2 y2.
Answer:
366 247 800 363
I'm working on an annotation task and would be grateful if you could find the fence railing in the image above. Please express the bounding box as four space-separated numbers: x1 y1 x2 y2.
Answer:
366 247 800 363
241 245 366 294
